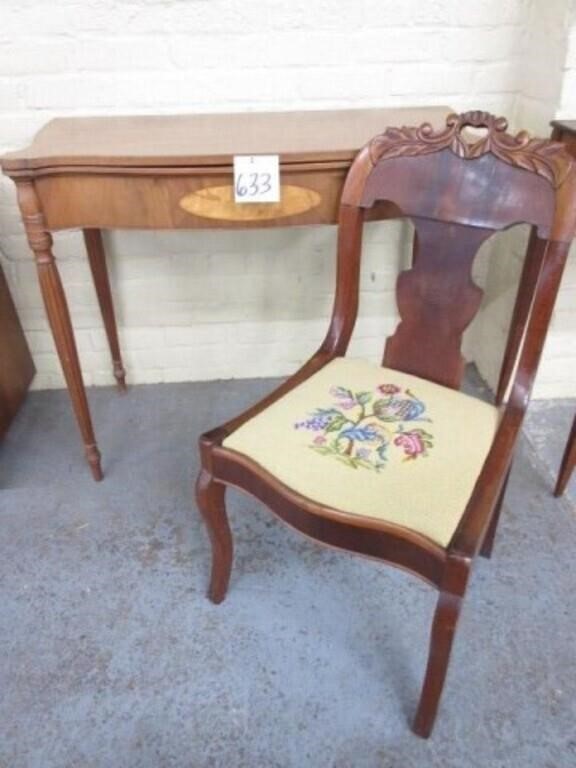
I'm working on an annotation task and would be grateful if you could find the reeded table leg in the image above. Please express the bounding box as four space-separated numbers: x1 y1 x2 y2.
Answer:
16 180 103 481
84 228 127 391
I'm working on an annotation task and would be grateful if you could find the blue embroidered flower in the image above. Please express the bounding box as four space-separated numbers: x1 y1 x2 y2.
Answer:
340 424 382 442
373 393 426 422
294 408 344 431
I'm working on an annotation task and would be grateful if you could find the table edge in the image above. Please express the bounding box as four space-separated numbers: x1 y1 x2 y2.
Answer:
1 106 453 177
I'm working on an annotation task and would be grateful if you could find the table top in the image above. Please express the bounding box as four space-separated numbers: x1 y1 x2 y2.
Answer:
2 106 450 174
552 119 576 136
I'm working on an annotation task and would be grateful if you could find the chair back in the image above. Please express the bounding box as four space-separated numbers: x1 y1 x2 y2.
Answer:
335 111 576 392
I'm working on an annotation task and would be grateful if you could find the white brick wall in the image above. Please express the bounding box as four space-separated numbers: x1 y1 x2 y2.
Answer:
470 0 576 397
0 0 573 397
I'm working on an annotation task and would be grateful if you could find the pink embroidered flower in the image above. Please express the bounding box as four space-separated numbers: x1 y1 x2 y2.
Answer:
313 435 327 445
394 430 426 460
378 384 401 395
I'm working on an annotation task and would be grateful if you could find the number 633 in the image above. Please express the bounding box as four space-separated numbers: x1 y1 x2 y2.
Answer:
235 172 272 198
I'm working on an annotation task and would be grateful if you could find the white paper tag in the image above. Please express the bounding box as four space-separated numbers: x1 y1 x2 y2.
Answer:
233 155 280 203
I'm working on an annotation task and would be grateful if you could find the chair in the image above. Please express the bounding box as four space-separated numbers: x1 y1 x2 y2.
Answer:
195 111 576 737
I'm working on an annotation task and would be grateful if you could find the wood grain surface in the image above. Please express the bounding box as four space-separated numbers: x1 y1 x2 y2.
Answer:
2 107 450 172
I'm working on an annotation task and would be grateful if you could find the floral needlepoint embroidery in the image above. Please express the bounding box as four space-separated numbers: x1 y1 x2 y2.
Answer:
294 383 433 471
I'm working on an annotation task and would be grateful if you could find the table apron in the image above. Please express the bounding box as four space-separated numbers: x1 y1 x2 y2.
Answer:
35 167 360 230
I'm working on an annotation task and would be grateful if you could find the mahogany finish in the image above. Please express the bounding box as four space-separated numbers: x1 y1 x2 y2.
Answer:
83 229 126 391
196 111 576 737
384 218 489 389
1 106 448 479
551 120 576 498
2 108 450 171
554 414 576 497
0 260 35 439
15 181 102 480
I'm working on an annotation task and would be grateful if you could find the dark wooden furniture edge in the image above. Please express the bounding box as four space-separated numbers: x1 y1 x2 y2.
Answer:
0 261 35 438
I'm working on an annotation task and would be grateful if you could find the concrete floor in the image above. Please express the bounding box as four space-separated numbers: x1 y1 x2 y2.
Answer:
525 399 576 507
0 372 575 768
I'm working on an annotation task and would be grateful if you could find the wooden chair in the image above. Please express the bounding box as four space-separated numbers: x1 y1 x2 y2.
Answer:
196 111 576 737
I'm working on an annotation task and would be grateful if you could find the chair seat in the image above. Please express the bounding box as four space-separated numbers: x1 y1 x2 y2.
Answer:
224 357 501 548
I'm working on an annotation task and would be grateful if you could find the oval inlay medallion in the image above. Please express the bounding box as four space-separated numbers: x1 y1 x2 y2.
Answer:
179 184 322 221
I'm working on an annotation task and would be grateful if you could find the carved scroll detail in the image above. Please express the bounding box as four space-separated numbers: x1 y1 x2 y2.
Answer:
370 111 572 188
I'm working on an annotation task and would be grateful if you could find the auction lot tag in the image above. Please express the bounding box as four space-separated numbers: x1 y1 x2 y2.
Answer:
233 155 280 203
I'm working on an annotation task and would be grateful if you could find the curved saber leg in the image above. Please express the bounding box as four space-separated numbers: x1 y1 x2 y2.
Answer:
195 470 233 604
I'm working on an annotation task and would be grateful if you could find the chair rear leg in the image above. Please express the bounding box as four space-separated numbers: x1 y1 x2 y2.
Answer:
480 466 511 559
195 469 233 604
412 590 464 738
554 414 575 497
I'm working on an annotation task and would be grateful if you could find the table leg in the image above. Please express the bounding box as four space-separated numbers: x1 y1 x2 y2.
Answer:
83 229 127 391
16 180 103 481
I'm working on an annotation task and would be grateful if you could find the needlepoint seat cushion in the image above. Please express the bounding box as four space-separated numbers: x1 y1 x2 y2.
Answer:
223 358 501 548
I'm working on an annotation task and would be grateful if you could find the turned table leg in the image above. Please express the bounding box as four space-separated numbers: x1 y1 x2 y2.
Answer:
83 229 127 391
16 180 103 481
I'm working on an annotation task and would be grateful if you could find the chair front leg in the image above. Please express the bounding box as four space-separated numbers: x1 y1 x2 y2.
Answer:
412 559 469 738
195 469 233 604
